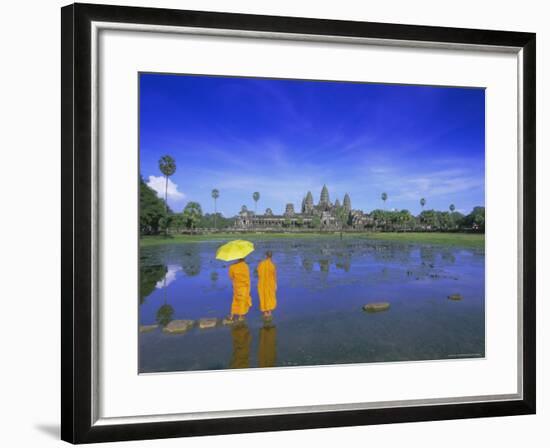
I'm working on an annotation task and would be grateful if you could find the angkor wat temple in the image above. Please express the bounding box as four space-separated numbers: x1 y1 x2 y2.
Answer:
235 185 372 230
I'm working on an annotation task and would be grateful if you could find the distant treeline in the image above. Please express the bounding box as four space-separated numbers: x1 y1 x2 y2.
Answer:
365 208 484 232
140 177 235 235
140 176 484 235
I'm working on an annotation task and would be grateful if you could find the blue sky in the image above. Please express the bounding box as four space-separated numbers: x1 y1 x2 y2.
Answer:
140 73 485 217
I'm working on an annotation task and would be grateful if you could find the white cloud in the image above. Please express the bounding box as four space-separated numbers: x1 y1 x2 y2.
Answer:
147 175 185 201
155 265 182 289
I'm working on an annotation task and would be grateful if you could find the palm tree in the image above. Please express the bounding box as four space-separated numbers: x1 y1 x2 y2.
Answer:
211 189 220 229
252 192 260 213
420 197 426 210
158 155 176 234
449 203 456 230
381 192 388 209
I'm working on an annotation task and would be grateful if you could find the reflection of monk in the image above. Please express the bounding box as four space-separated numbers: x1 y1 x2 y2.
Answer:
258 324 277 368
228 258 252 320
257 251 277 318
229 323 251 369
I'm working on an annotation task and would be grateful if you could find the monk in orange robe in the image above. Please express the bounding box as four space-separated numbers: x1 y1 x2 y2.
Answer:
228 258 252 320
257 251 277 318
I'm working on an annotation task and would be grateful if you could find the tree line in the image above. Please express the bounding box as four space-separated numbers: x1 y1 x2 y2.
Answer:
140 177 235 235
140 155 485 235
366 207 484 232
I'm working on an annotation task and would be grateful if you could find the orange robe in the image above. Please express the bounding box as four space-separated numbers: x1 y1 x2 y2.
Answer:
257 259 277 312
229 261 252 316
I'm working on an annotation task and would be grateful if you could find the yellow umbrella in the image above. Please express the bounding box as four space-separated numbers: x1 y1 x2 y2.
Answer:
215 240 255 261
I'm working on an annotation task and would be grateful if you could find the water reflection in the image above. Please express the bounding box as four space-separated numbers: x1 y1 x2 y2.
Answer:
420 246 436 265
319 259 330 273
440 249 456 265
150 265 177 327
181 245 201 277
155 264 181 288
156 303 174 327
258 324 277 368
139 264 166 304
302 257 313 273
139 238 485 373
229 323 251 369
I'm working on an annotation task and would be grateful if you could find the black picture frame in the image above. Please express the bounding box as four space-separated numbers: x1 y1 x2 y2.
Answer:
61 2 536 444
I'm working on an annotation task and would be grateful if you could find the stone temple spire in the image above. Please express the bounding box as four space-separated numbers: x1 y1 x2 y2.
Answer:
343 193 351 212
334 199 341 208
284 203 295 216
304 191 314 213
320 184 330 205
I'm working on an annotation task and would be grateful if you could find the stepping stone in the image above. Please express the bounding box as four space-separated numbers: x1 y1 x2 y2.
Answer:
199 318 218 329
448 294 463 301
222 318 235 326
362 302 390 313
139 324 158 333
163 319 194 334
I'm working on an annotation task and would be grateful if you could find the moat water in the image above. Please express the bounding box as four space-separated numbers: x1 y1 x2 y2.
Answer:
139 237 485 373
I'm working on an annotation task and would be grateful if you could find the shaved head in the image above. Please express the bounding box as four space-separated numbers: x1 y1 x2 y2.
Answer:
265 251 273 258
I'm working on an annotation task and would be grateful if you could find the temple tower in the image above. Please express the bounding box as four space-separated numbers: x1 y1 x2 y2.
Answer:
343 193 351 212
284 203 295 216
304 191 314 214
319 185 330 207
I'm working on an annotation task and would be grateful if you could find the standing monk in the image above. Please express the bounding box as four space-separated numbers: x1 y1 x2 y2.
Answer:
257 251 277 318
228 258 252 321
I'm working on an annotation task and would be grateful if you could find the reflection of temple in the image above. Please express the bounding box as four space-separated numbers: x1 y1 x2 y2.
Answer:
235 185 371 230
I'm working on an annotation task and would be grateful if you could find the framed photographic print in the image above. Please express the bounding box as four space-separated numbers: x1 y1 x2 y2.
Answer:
61 2 536 444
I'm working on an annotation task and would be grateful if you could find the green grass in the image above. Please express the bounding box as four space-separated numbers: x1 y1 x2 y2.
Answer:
140 232 484 248
359 232 484 248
